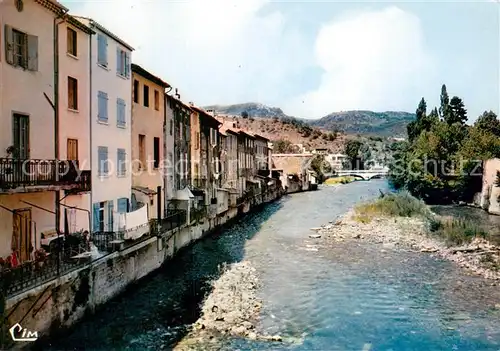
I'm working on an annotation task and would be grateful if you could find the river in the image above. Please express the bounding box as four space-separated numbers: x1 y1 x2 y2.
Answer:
39 180 500 350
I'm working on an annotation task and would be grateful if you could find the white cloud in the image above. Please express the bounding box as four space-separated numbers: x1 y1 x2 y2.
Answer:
69 0 308 106
286 6 438 118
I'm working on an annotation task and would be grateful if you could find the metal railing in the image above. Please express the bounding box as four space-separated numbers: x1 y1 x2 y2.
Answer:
92 231 125 252
0 245 92 297
0 158 91 191
150 210 187 235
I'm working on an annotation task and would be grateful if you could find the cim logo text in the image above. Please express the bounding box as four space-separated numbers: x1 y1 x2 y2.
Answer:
9 323 38 342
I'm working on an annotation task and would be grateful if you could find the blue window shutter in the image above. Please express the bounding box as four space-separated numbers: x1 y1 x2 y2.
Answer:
117 98 125 126
103 92 108 121
92 203 100 232
118 198 128 213
98 91 108 122
98 146 108 175
103 147 108 174
97 34 102 64
97 147 103 175
117 148 126 175
107 201 114 231
97 34 108 66
116 98 121 125
125 52 130 78
116 47 121 74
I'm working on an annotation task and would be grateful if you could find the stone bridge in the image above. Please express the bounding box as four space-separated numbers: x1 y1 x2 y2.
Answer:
329 169 389 181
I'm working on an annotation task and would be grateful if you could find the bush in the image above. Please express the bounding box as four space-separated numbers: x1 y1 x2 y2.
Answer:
355 190 429 218
428 216 487 246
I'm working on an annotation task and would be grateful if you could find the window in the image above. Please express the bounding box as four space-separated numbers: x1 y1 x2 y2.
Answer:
133 80 139 103
117 198 128 214
97 146 109 176
4 26 38 71
154 90 160 111
67 139 78 161
153 137 160 169
138 134 146 169
210 128 217 145
117 148 126 176
97 91 108 122
116 47 130 77
92 201 114 231
67 27 77 56
143 85 149 107
195 132 200 150
13 113 29 159
117 98 126 127
68 77 78 110
169 119 173 136
97 33 107 67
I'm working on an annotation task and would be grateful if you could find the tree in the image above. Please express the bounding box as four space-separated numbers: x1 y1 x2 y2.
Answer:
241 111 249 119
407 97 427 142
439 84 450 121
475 111 500 137
447 96 467 125
273 139 299 154
344 139 364 170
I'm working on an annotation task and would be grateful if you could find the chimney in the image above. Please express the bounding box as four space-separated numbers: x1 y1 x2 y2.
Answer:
175 88 180 99
189 101 194 106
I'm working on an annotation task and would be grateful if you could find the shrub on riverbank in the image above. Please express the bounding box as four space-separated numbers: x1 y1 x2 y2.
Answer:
354 191 429 220
353 191 487 246
428 216 487 246
324 176 356 185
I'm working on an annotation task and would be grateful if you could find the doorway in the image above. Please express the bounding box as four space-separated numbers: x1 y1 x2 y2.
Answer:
12 208 32 262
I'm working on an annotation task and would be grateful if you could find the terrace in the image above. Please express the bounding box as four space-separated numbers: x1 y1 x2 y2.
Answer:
0 158 91 194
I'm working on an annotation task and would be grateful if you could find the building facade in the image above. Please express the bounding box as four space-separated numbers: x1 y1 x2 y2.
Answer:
165 94 192 211
131 64 169 220
75 17 134 232
254 134 270 172
0 0 89 263
58 16 94 234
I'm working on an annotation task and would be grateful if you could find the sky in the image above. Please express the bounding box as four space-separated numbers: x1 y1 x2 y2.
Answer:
61 0 499 122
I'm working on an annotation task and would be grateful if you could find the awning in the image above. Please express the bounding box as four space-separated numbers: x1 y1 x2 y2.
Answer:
132 186 157 196
173 187 195 200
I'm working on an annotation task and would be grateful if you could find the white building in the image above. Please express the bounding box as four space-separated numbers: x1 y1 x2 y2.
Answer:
75 17 134 232
326 153 348 171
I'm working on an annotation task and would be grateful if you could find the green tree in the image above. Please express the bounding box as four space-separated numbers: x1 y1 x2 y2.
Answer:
475 111 500 137
273 139 299 154
241 111 249 119
344 139 364 170
447 96 467 125
439 84 450 121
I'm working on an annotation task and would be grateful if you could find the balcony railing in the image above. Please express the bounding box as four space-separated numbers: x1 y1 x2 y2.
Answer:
150 210 187 235
0 158 91 192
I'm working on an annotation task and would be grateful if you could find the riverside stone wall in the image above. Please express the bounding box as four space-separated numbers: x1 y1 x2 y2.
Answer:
3 193 279 349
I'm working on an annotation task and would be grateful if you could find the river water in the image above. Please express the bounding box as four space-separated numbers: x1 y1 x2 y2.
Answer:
40 180 500 351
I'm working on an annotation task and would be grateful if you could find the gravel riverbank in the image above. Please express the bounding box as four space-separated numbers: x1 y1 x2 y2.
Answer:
174 261 282 350
313 209 500 281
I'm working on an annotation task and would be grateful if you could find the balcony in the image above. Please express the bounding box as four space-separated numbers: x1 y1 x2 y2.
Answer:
0 158 91 194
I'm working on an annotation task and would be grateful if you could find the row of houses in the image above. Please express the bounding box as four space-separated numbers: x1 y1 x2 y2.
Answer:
0 0 277 266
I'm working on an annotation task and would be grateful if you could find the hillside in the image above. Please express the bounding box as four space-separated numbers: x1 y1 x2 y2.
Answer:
206 103 414 138
218 115 346 153
310 111 414 137
205 103 290 119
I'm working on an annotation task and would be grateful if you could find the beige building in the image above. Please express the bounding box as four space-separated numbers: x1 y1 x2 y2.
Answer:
131 64 170 220
0 1 90 263
58 15 94 235
480 158 500 215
